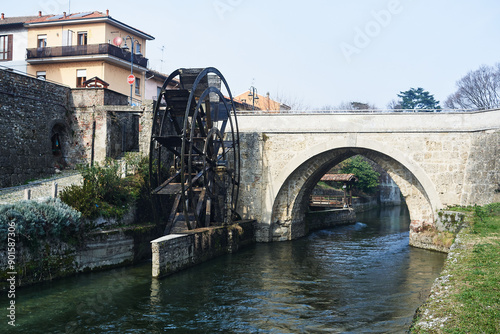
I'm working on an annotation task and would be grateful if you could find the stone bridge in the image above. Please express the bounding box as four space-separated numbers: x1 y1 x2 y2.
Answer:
236 109 500 249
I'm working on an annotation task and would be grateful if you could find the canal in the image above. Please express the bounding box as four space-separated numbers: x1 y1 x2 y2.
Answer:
2 206 446 333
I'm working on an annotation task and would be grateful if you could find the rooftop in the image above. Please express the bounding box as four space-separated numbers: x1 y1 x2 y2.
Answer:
1 10 154 41
25 11 107 24
0 13 42 26
320 174 358 182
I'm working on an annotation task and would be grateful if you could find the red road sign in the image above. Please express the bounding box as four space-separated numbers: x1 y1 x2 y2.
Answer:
127 74 135 85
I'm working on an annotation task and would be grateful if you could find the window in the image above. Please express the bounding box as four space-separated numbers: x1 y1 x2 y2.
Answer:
62 29 73 46
0 34 13 61
135 77 141 95
37 34 47 48
76 69 87 87
36 71 46 80
77 32 87 46
135 43 141 55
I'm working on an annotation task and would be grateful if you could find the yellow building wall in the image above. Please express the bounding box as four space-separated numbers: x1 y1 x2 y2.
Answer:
28 23 106 47
103 62 144 101
28 61 104 86
28 61 143 99
103 25 146 55
27 22 146 53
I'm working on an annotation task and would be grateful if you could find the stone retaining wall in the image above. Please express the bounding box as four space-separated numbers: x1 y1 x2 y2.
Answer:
305 208 356 231
0 223 163 289
151 220 256 278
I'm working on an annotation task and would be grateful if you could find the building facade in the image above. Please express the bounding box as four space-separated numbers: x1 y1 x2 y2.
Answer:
23 10 154 104
0 13 40 72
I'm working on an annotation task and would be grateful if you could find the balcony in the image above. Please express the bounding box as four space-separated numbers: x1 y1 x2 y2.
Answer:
26 43 149 68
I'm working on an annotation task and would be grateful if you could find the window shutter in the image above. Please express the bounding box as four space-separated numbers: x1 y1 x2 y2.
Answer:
7 34 13 61
62 30 72 46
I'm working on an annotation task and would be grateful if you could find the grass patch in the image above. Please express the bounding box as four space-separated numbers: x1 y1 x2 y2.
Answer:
316 181 335 190
411 203 500 333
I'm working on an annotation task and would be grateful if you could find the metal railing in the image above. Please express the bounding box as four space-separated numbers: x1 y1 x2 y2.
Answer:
236 107 499 115
26 43 149 68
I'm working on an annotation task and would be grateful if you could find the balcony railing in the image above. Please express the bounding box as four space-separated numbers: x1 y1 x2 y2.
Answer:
26 43 149 68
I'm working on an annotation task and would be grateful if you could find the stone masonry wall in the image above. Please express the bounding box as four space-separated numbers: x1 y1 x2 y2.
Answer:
69 89 130 165
237 132 265 239
69 102 153 166
461 131 500 205
0 70 71 187
305 208 356 231
0 71 154 186
151 221 256 278
138 101 155 156
0 224 163 289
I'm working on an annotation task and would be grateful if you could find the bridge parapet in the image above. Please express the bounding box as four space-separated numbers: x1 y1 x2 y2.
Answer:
237 109 500 133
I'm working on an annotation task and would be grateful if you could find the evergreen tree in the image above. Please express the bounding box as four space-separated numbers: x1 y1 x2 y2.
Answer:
340 156 380 194
397 87 441 111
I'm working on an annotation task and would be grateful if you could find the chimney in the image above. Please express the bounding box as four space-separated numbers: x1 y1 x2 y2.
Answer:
1 13 4 20
106 9 109 16
38 11 42 17
63 12 66 18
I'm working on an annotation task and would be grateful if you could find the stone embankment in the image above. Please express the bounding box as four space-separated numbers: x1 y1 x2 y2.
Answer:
151 220 256 278
410 229 469 332
0 172 257 288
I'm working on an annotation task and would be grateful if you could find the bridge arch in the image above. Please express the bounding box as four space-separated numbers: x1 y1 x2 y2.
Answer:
266 136 442 244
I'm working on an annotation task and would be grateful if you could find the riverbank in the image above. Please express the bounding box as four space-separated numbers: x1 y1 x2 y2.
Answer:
410 203 500 333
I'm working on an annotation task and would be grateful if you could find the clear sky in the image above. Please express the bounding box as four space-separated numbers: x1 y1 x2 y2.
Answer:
3 0 500 109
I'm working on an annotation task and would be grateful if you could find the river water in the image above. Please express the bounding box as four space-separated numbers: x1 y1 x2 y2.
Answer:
2 206 446 333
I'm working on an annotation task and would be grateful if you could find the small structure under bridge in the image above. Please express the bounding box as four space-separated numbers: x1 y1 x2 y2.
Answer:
309 173 358 209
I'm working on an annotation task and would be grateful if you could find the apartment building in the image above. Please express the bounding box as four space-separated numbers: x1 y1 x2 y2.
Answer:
22 10 154 104
0 13 41 72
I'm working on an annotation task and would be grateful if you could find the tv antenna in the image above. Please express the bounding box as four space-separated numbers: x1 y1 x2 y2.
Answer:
159 45 165 72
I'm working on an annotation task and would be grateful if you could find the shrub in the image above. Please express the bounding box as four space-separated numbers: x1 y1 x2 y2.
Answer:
60 160 134 219
0 198 83 246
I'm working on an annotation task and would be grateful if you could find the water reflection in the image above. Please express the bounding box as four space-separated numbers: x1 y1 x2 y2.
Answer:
0 206 446 333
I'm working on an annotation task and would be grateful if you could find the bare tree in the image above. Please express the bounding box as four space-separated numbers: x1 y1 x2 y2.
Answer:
272 90 310 111
445 64 500 110
318 101 377 112
387 99 402 110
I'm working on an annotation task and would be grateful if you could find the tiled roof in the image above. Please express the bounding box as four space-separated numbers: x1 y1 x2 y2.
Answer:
25 11 106 23
0 15 42 25
320 174 358 182
24 10 154 40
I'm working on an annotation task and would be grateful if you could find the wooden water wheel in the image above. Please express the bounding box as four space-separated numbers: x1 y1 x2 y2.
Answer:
149 68 240 233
